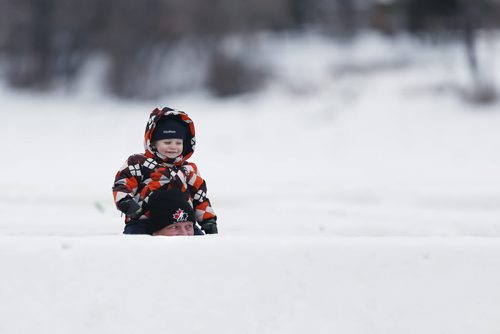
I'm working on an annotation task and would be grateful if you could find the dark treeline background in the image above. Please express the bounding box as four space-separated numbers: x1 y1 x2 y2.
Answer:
1 0 499 99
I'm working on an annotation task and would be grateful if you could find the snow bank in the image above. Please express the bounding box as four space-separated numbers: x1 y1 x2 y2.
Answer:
1 236 500 334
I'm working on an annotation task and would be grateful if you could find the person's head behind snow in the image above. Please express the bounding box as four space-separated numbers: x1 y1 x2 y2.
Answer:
147 189 196 236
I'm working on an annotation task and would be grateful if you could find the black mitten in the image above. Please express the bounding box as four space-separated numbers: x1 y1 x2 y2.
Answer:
201 220 218 234
118 198 143 220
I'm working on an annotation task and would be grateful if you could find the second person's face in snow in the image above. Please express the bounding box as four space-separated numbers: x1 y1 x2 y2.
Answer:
154 138 183 158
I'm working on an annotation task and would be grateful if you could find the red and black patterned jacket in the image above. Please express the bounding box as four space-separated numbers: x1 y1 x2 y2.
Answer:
112 107 216 225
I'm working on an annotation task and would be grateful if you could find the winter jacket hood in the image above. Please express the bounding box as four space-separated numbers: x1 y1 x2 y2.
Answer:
144 107 196 164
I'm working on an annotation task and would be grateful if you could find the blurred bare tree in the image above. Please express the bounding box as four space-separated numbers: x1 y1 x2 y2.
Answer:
0 0 292 98
402 0 500 102
0 0 499 99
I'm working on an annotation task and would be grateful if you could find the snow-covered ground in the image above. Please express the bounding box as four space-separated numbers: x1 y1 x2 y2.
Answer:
1 33 500 333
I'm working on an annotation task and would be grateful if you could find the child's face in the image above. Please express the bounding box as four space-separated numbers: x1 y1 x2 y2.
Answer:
153 138 183 159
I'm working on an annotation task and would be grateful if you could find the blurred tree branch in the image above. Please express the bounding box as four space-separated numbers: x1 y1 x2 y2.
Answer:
0 0 499 100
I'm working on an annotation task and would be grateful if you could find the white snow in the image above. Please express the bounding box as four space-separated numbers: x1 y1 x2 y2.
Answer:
1 32 500 333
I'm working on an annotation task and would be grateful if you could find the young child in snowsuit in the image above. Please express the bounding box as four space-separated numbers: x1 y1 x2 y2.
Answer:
112 106 218 235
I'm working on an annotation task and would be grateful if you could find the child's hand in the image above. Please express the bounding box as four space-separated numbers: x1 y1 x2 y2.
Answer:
201 220 218 234
118 198 143 220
